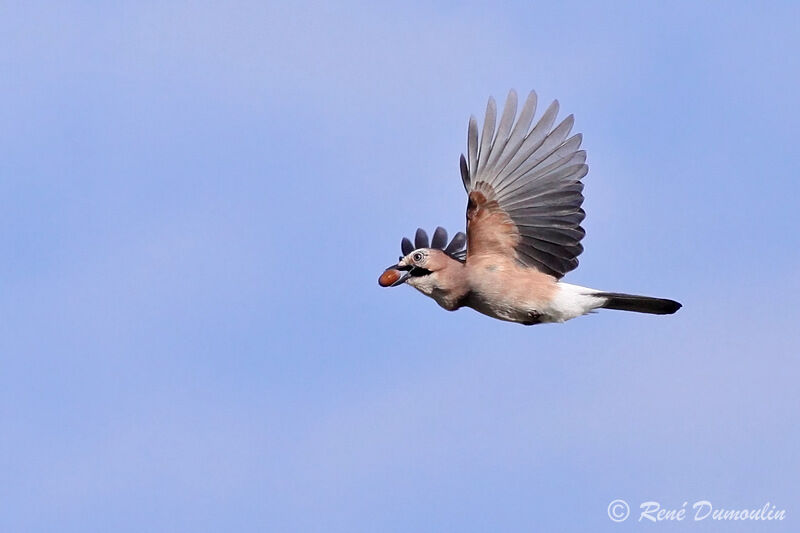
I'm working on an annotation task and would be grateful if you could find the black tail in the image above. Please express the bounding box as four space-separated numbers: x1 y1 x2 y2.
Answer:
596 292 682 315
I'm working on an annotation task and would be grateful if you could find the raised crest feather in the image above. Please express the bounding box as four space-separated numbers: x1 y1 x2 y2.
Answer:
400 227 467 262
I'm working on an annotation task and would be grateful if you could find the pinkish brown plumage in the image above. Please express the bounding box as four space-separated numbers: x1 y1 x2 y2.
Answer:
379 90 681 325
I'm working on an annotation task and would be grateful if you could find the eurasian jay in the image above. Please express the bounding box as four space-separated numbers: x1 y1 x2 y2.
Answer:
379 90 681 325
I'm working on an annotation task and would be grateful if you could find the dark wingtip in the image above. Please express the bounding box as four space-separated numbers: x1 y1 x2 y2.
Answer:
459 154 470 189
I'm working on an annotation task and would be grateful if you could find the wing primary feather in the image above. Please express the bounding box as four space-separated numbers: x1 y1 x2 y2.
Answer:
476 96 497 175
499 138 584 199
496 100 560 186
516 226 585 245
502 184 585 210
486 90 537 184
529 136 584 175
500 114 575 191
467 116 479 177
460 154 470 191
484 90 518 174
499 164 588 208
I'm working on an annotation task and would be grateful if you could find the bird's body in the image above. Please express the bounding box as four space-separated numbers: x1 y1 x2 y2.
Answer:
379 90 681 325
403 250 604 324
463 255 558 324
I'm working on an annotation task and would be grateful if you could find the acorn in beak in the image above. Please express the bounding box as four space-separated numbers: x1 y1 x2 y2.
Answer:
378 262 411 287
378 227 466 288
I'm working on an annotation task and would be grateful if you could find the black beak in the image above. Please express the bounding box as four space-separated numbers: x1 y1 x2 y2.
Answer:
389 263 410 286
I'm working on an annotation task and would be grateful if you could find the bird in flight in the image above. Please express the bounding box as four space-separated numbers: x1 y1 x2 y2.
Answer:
378 90 681 325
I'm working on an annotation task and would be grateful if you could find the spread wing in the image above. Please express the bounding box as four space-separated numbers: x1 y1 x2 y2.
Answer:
459 90 588 278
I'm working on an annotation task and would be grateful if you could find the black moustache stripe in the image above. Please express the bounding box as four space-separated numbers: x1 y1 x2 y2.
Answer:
409 267 432 277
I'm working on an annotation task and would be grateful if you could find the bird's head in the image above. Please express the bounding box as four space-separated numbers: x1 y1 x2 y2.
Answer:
378 227 466 293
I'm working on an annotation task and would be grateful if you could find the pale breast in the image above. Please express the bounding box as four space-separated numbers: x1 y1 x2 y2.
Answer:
465 257 558 324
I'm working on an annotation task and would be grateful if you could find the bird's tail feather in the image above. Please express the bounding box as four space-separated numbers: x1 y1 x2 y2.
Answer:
595 292 681 315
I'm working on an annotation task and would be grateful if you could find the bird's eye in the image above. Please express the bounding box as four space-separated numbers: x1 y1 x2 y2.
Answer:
412 252 423 262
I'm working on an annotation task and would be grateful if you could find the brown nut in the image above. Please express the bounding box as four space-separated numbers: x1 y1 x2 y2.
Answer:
378 268 402 287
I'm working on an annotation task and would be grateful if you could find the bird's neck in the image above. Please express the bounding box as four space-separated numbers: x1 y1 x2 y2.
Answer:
428 259 470 311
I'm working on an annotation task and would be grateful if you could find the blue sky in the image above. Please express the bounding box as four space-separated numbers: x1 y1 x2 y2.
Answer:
1 1 799 531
